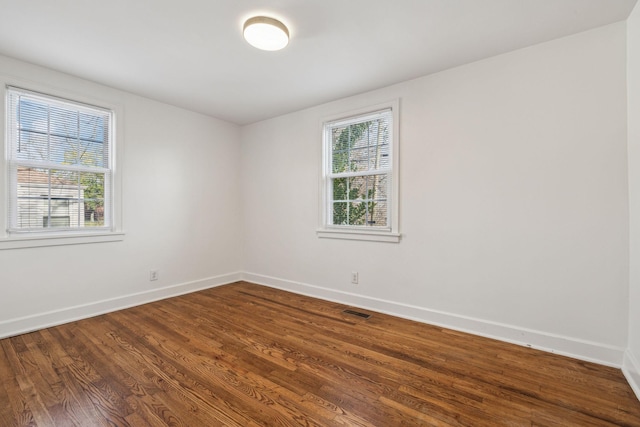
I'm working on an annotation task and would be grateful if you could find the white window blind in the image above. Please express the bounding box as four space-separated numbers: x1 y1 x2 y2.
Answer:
324 108 392 229
6 87 113 233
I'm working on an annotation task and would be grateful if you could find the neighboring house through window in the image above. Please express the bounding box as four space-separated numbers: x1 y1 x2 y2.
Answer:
318 101 400 243
6 87 113 234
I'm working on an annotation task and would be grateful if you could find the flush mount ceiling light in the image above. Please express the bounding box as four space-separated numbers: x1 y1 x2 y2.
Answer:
243 16 289 51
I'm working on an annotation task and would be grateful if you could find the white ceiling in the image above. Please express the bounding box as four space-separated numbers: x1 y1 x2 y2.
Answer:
0 0 636 125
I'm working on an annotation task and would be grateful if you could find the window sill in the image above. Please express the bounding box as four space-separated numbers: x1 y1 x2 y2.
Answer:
0 231 125 250
317 228 401 243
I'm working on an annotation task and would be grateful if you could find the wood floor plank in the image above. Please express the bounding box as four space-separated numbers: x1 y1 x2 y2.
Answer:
1 379 37 427
103 316 270 427
42 328 114 427
1 281 639 426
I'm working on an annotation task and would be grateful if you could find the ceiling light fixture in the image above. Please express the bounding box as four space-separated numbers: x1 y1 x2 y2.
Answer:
243 16 289 51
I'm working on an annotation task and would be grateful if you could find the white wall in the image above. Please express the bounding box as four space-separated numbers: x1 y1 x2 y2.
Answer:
241 23 630 366
0 55 243 336
0 18 633 372
625 2 640 399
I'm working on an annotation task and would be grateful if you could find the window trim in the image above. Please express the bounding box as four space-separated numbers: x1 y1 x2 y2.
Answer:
318 100 400 243
0 78 124 250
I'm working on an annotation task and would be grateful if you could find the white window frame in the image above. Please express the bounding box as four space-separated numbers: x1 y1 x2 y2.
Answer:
317 100 400 243
0 79 124 250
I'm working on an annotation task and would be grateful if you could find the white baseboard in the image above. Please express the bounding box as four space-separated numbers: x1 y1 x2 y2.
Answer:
243 272 625 368
0 271 627 370
0 271 242 339
623 350 640 401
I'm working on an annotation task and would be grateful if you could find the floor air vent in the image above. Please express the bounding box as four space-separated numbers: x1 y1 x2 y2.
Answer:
343 309 371 319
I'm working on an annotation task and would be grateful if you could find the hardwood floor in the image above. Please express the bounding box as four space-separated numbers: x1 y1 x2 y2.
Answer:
1 281 639 426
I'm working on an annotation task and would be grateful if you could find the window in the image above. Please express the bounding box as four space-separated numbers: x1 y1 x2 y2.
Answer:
319 102 400 242
6 86 114 234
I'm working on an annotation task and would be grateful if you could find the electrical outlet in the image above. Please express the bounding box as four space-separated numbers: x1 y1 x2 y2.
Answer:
150 270 159 281
351 271 359 284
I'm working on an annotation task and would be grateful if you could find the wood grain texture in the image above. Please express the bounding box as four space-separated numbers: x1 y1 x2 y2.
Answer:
1 281 639 426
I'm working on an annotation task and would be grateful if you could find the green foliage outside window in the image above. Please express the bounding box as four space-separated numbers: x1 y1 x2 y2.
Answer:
63 149 105 226
331 121 386 226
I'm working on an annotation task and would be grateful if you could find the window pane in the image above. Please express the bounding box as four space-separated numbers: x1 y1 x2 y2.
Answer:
50 169 80 228
16 168 49 229
348 201 367 225
16 130 48 162
332 177 348 201
348 146 369 173
20 198 49 229
79 112 103 141
351 124 369 149
51 135 76 165
332 147 349 174
369 201 388 227
331 126 352 151
50 104 78 139
348 175 367 200
79 112 108 168
79 139 106 167
19 99 48 133
50 169 78 194
370 174 388 199
81 172 105 226
368 144 390 170
332 202 349 225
